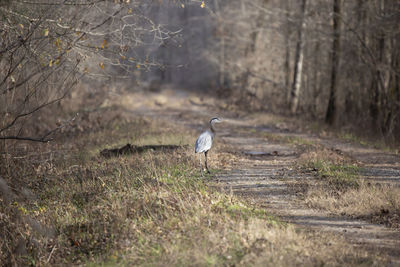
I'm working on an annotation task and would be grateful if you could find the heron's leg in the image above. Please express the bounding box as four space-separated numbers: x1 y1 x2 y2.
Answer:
205 151 210 174
199 153 203 176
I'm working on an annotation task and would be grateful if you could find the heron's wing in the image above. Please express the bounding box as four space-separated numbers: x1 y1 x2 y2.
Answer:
195 131 213 153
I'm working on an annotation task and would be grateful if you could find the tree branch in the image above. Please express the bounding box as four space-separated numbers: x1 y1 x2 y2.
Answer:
0 112 77 143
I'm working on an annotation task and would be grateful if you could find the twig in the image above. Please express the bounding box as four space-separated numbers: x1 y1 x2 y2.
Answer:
0 136 51 143
0 114 77 143
0 93 68 134
46 245 56 263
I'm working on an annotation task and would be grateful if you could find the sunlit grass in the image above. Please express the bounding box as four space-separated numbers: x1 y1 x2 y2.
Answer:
305 159 360 191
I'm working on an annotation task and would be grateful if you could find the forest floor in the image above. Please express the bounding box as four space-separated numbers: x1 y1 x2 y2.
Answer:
2 88 400 265
123 88 400 264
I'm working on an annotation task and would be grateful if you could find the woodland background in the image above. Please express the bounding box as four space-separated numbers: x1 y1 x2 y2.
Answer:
1 0 400 144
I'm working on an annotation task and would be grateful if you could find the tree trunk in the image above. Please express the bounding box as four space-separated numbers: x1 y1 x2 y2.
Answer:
290 0 306 114
312 40 321 117
213 0 225 88
283 0 291 103
377 0 396 137
325 0 342 125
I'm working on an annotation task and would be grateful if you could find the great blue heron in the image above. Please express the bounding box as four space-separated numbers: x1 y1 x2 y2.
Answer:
195 117 222 174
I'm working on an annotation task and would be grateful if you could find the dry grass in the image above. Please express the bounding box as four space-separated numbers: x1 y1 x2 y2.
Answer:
0 108 385 266
306 182 400 228
298 147 400 229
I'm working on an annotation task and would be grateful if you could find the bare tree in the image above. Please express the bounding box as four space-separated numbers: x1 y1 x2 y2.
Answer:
325 0 342 125
0 0 180 143
283 0 291 103
289 0 307 114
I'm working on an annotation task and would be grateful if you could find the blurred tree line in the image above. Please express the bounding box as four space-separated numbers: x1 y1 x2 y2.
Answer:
1 0 400 142
210 0 400 141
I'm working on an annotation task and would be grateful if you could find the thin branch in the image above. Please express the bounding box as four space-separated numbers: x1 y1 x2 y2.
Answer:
0 6 47 55
16 0 103 5
0 106 78 143
0 91 68 134
0 136 51 142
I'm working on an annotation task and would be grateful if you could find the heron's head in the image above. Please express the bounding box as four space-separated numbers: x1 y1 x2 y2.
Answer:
210 117 222 124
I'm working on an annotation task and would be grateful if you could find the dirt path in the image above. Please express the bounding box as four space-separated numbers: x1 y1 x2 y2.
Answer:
214 123 400 262
122 90 400 263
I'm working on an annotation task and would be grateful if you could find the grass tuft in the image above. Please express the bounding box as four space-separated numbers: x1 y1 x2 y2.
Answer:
306 160 360 191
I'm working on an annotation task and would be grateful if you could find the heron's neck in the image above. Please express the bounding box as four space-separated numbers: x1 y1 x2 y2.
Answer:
209 123 216 134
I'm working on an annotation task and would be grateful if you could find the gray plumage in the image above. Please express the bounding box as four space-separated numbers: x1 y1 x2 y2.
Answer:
195 117 222 174
195 130 214 153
